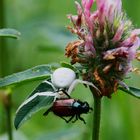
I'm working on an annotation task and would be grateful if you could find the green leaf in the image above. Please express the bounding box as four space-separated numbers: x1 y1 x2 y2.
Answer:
0 28 21 39
0 65 52 89
14 80 55 129
27 80 55 98
119 86 140 98
61 62 77 71
14 95 54 129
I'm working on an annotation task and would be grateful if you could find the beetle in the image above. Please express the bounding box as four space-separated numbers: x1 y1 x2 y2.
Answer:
43 98 93 124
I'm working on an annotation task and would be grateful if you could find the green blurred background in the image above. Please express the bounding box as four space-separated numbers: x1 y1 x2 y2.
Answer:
0 0 140 140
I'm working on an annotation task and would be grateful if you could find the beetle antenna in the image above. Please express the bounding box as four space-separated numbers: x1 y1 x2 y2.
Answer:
89 107 93 111
88 107 93 113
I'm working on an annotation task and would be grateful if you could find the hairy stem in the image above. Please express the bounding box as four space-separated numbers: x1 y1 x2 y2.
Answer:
92 96 101 140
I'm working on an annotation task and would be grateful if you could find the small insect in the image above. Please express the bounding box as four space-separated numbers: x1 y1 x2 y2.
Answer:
15 67 101 129
43 98 93 124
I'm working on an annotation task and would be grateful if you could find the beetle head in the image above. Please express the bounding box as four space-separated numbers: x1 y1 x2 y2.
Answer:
81 102 91 113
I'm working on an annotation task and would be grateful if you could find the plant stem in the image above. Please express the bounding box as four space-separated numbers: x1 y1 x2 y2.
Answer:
3 94 12 140
0 0 7 135
0 0 7 77
92 96 101 140
0 1 13 140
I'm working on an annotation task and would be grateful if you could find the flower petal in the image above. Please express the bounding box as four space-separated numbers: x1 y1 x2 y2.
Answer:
97 0 122 24
128 37 140 60
112 23 124 42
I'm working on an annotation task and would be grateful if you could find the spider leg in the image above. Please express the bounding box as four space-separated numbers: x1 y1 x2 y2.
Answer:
78 115 86 124
67 79 101 96
117 80 129 90
60 89 71 98
43 107 53 116
16 91 57 112
43 80 57 91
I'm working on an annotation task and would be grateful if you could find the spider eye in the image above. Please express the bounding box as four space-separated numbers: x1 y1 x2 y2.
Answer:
51 67 76 88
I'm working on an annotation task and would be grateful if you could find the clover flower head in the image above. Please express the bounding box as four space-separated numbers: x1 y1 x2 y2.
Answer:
65 0 140 97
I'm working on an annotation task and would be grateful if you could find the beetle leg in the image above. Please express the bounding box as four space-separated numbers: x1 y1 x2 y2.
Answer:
53 115 69 123
59 115 75 123
67 115 75 123
43 107 53 116
59 116 69 123
58 116 74 123
72 114 78 123
78 115 86 124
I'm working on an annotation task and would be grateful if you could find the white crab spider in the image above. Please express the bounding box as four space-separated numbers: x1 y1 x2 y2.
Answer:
15 67 101 129
51 67 101 95
17 67 101 111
